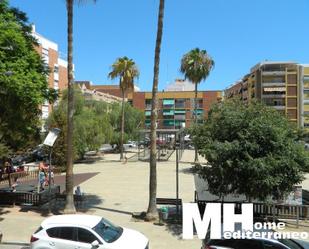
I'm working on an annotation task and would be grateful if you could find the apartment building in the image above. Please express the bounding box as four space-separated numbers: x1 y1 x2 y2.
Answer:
78 79 222 129
225 61 309 128
32 25 68 121
77 82 122 103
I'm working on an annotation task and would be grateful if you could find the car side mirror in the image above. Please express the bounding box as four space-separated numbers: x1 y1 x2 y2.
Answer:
91 240 100 248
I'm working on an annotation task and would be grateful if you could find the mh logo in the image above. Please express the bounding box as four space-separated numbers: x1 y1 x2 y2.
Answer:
182 203 253 239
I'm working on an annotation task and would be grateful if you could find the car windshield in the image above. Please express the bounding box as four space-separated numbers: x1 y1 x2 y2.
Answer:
93 218 123 243
278 239 303 249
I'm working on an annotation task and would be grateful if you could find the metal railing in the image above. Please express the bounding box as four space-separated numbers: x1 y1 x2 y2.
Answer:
0 168 62 186
197 199 309 227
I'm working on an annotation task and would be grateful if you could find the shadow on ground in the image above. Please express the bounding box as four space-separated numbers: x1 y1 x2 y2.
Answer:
179 166 198 175
17 194 104 217
92 206 132 216
164 218 183 238
0 207 10 222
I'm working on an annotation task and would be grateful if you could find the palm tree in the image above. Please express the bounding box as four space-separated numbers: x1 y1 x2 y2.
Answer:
64 0 96 214
180 48 214 163
145 0 165 221
108 57 139 161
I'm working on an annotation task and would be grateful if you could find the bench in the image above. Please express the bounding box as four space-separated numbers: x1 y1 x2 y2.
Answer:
55 194 85 206
156 198 182 206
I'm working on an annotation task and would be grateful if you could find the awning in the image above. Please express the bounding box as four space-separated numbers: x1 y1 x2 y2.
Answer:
263 87 286 92
163 110 174 116
163 99 175 105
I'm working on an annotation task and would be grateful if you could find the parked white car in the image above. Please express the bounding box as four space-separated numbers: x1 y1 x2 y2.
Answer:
30 214 149 249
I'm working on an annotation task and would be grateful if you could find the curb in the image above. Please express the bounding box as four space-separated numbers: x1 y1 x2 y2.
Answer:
1 241 30 246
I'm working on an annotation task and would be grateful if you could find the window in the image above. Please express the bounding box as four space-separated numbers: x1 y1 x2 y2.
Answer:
34 226 43 234
59 227 75 240
77 228 98 244
42 48 49 63
209 239 263 249
47 227 75 241
278 239 303 249
93 218 123 243
145 99 152 109
46 227 60 238
264 240 288 249
54 65 59 74
235 239 263 249
175 98 185 108
54 80 59 90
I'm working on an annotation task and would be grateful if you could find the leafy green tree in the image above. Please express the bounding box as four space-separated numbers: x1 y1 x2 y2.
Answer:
108 57 139 160
109 102 144 147
180 48 214 163
46 88 113 167
146 0 165 221
0 0 56 153
193 99 309 201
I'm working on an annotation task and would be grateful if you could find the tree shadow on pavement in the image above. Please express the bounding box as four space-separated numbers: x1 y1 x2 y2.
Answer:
179 166 199 175
0 207 10 221
161 209 184 239
18 194 104 216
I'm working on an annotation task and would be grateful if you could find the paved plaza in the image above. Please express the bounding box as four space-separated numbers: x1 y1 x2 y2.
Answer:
0 150 203 249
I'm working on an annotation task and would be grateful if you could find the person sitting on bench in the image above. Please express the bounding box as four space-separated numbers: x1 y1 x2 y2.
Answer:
75 186 83 196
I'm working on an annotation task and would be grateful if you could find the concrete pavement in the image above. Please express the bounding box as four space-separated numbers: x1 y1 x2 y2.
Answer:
0 150 201 249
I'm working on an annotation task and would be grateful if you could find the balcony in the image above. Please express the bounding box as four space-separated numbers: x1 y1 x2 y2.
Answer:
262 70 286 76
262 82 285 87
163 109 174 116
174 114 186 120
262 94 285 98
271 105 285 110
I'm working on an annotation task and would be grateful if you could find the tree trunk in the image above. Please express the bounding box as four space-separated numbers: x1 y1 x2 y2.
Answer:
120 89 125 160
194 82 199 163
64 0 76 214
146 0 165 221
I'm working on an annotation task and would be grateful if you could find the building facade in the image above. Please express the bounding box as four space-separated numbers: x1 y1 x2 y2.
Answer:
225 61 309 128
32 25 68 121
78 80 222 129
128 90 221 129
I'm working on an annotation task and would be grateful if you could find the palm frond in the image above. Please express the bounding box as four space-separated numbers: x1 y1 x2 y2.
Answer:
108 56 140 92
180 48 214 84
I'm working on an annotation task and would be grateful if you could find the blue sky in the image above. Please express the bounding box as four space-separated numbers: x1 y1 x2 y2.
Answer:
9 0 309 91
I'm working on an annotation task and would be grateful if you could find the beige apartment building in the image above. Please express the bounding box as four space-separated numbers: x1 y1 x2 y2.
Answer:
225 61 309 128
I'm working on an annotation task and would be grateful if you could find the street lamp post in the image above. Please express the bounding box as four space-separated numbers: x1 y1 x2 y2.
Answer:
43 128 61 213
175 138 180 216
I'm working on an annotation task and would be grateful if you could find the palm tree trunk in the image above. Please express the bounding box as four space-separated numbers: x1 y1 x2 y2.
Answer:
64 0 76 214
120 89 125 160
146 0 165 221
194 82 199 163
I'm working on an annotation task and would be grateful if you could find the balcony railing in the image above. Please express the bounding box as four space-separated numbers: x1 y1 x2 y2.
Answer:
262 94 286 98
262 82 285 87
262 70 286 76
270 105 285 110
